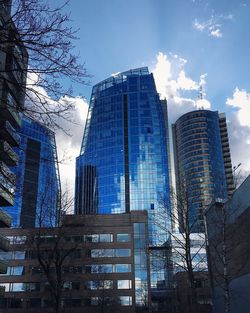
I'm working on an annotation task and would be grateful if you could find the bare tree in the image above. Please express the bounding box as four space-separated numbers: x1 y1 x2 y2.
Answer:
1 0 89 129
27 190 80 313
205 198 250 313
155 184 209 313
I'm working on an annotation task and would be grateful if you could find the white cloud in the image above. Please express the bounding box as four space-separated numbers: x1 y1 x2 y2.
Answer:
226 88 250 127
177 70 198 90
193 20 206 31
193 14 233 38
151 52 212 187
227 116 250 175
226 88 250 175
210 28 222 38
152 52 210 123
151 52 250 184
25 72 89 204
55 96 88 197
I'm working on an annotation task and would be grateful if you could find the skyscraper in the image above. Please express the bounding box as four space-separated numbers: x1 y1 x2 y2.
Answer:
4 116 60 228
75 67 171 290
0 0 28 209
172 109 233 232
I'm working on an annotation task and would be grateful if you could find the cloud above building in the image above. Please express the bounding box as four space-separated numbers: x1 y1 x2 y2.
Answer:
151 52 250 181
151 52 210 124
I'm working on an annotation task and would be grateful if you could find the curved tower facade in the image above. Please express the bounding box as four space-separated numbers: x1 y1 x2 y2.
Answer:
172 109 232 232
75 68 171 247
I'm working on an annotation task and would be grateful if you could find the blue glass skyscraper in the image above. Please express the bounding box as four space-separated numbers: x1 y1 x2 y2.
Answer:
75 67 171 289
5 115 60 228
172 109 233 232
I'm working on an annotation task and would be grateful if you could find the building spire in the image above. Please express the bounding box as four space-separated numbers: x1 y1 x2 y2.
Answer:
198 84 203 100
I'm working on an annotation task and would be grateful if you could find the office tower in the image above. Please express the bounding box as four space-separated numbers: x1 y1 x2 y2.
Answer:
4 116 60 228
0 211 151 312
0 1 28 208
172 109 233 232
75 68 171 294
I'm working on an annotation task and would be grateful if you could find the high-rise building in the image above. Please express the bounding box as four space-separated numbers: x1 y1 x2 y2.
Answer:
4 116 60 228
75 68 172 297
172 109 233 232
0 0 28 209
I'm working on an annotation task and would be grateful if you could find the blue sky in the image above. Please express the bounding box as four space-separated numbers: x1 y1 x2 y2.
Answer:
70 0 250 98
55 0 250 193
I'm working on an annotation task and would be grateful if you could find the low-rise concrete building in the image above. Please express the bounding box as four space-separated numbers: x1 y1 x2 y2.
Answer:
0 209 11 297
0 211 151 312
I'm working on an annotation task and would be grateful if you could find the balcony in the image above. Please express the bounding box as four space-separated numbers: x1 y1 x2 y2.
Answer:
0 100 22 128
0 184 14 206
0 260 7 275
0 209 12 227
0 171 15 192
0 234 10 251
0 140 18 166
0 162 15 185
0 120 20 146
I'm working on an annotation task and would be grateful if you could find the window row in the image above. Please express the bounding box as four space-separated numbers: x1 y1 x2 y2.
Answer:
91 249 131 258
0 296 133 309
6 233 131 245
29 263 132 276
0 247 131 261
0 279 132 292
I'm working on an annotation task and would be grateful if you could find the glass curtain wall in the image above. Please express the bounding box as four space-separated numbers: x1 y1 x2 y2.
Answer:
75 67 171 246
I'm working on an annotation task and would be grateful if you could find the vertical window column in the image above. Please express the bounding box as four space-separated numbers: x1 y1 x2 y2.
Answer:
133 223 148 310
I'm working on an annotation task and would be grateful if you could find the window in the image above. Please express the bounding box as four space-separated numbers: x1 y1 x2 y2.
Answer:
7 236 26 244
14 251 26 259
117 234 130 242
116 249 131 257
100 234 113 242
0 266 24 276
12 283 25 292
85 234 113 243
63 282 80 290
0 283 10 292
91 249 114 258
119 296 132 306
86 280 113 290
117 280 132 289
86 264 113 273
91 297 99 306
0 251 12 260
115 264 131 273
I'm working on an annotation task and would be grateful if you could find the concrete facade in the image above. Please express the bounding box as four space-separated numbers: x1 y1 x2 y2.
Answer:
0 211 151 312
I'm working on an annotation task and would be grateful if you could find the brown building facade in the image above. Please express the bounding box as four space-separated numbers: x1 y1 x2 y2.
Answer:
0 211 151 312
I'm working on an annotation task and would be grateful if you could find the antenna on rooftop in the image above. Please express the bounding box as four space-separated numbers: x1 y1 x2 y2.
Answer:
198 85 203 100
198 84 204 110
